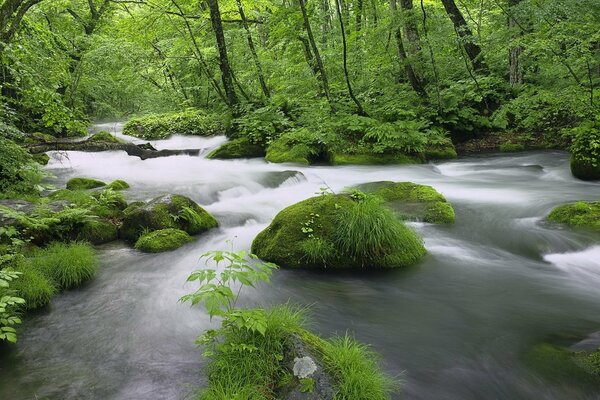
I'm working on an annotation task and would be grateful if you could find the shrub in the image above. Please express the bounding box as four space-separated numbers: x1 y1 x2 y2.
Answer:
28 242 97 289
134 228 193 253
265 128 334 165
567 117 600 180
123 109 227 140
11 262 56 310
232 105 293 146
0 135 45 197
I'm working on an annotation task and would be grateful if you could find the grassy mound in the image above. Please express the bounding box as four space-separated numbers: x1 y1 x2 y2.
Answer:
11 262 56 310
66 177 107 190
356 181 455 224
28 242 97 289
121 194 218 242
252 193 426 269
547 201 600 232
88 131 123 143
134 228 193 253
77 220 118 244
206 138 265 159
332 153 419 165
123 110 227 140
106 179 130 191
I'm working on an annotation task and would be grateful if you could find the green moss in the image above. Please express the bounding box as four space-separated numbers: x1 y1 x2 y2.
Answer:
120 194 218 242
11 262 56 310
88 131 123 143
265 128 332 165
23 132 56 144
32 153 50 165
28 242 97 289
105 179 130 191
499 141 526 152
66 177 107 190
424 144 458 160
576 349 600 376
525 343 600 385
355 181 455 224
332 153 420 165
266 141 312 165
252 194 426 269
571 157 600 181
547 201 600 232
206 138 265 159
134 228 193 253
77 219 118 244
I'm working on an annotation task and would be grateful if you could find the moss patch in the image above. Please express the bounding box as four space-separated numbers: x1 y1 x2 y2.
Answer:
252 194 426 269
356 181 455 224
424 144 457 160
89 131 123 143
332 152 419 165
547 201 600 232
206 138 265 159
525 343 600 386
32 153 50 165
499 141 526 152
120 194 218 242
66 177 107 190
77 220 118 244
106 179 130 191
134 228 193 253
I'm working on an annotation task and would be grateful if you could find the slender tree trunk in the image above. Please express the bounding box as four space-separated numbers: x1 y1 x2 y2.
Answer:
0 0 43 43
391 0 426 96
298 0 332 104
235 0 270 98
335 0 366 115
440 0 487 73
206 0 239 110
355 0 363 31
508 0 523 86
299 36 320 79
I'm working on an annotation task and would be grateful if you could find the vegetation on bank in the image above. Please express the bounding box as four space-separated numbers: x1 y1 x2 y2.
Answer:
182 250 397 399
547 201 600 232
123 110 227 140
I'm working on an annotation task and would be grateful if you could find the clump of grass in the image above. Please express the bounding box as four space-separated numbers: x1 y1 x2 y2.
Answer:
29 242 97 289
320 334 397 400
200 305 307 400
301 237 336 266
12 262 56 310
335 195 426 267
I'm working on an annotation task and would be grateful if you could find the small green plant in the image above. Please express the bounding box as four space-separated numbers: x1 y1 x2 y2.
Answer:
29 242 97 289
299 377 315 393
0 268 25 343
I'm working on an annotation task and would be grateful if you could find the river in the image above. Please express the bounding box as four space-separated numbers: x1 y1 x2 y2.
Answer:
1 123 599 399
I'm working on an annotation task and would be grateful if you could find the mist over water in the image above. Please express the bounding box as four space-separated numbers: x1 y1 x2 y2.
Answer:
1 123 600 399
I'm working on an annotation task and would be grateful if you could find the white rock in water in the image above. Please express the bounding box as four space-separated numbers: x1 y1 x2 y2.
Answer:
293 356 317 379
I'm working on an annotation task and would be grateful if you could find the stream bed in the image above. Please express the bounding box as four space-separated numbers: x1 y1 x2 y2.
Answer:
1 123 600 399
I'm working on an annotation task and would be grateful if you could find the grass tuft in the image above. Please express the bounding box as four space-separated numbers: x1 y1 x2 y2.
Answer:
28 242 97 289
12 262 56 310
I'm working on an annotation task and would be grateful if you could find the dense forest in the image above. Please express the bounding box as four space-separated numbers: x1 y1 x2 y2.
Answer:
1 0 600 399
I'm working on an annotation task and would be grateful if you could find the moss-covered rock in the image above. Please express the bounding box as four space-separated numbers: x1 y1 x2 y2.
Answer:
499 141 525 153
251 194 426 269
207 138 265 159
134 228 193 253
265 129 332 165
89 131 123 143
424 144 458 160
525 343 600 385
356 181 455 224
331 152 420 165
120 194 218 242
32 153 50 165
66 177 107 190
547 201 600 232
106 179 130 191
77 220 118 244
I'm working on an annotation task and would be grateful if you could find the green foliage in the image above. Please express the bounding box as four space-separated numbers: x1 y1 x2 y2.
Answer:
28 242 97 290
0 135 45 198
567 117 600 180
134 228 193 253
11 262 56 310
88 131 123 143
547 201 600 231
123 110 227 140
206 138 265 160
233 105 293 146
319 335 397 400
66 177 107 191
0 268 25 343
499 141 525 152
266 128 334 165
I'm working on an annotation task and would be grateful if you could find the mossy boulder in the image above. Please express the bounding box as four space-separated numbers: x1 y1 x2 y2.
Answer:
89 131 123 143
331 153 420 165
265 130 332 165
356 181 455 224
424 144 458 160
106 179 130 191
33 153 50 165
77 220 118 244
134 228 193 253
571 157 600 181
120 194 218 242
207 138 265 159
251 194 426 269
499 141 525 153
547 201 600 232
525 343 600 386
66 177 107 190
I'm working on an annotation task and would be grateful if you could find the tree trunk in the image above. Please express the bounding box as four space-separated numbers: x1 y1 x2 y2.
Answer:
206 0 239 110
236 0 270 98
508 0 523 86
298 0 332 104
440 0 487 73
355 0 362 31
335 0 366 115
0 0 43 43
391 0 426 96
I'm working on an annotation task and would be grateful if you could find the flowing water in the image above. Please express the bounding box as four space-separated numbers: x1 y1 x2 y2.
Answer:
1 123 600 399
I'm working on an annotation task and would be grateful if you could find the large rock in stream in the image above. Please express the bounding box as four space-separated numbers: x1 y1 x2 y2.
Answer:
121 194 218 243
